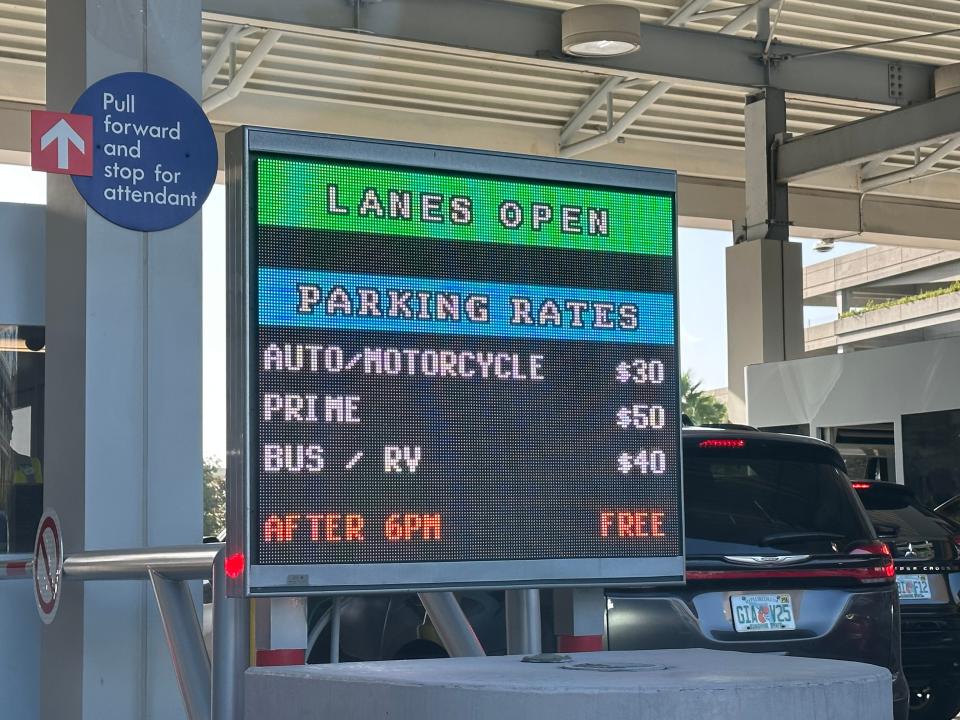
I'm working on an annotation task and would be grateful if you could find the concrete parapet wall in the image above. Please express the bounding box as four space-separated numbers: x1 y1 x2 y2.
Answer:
804 246 960 302
805 290 960 351
747 336 960 429
245 649 892 720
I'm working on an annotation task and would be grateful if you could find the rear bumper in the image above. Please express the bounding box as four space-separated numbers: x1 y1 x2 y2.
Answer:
607 586 906 710
607 587 897 661
900 605 960 687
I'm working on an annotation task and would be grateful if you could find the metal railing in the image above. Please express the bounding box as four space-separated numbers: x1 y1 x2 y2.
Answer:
0 547 539 718
77 544 246 720
2 544 246 720
0 553 31 579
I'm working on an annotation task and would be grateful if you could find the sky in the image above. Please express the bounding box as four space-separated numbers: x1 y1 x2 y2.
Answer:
1 163 865 461
677 228 864 393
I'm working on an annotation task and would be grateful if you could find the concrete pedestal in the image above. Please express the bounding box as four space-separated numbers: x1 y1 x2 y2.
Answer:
245 649 893 720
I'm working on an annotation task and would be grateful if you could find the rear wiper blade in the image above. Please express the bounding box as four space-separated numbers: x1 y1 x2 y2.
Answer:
761 531 845 544
872 522 899 539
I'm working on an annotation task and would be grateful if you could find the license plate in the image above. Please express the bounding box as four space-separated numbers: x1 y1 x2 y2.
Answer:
731 594 796 632
897 574 932 600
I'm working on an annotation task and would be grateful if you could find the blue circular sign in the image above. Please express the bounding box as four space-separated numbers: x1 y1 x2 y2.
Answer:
72 72 217 232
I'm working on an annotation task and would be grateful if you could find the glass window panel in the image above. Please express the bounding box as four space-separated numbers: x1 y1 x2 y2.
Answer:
0 324 45 554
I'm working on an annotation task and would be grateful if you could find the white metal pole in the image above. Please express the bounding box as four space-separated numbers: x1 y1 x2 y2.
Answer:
330 597 342 663
212 550 248 720
149 571 212 720
505 589 542 656
418 592 485 657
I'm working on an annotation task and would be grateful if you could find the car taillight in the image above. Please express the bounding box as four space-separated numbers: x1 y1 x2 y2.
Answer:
698 439 746 449
849 542 895 580
851 482 872 490
850 541 891 557
687 567 893 582
688 544 894 584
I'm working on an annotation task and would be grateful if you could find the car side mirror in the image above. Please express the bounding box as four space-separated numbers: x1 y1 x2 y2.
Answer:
873 522 899 539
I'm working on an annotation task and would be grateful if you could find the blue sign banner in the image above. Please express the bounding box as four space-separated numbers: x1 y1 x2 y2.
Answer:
71 72 217 232
258 267 675 344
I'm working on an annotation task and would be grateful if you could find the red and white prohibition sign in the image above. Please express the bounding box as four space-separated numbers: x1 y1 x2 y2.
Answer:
33 509 64 625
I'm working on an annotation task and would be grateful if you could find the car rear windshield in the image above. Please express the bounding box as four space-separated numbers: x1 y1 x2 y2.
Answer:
685 452 874 556
855 484 953 540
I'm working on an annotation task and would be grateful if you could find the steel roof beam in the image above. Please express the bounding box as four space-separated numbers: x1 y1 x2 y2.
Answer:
560 0 806 157
560 0 710 157
860 136 960 192
666 0 715 26
860 155 891 179
861 138 960 182
560 82 672 157
777 92 960 183
202 29 282 112
691 5 753 22
719 0 779 34
202 24 258 94
558 76 624 147
201 0 935 107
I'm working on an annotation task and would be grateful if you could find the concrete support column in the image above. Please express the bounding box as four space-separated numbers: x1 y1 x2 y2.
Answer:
42 2 202 719
893 415 906 486
728 88 803 423
727 239 804 423
835 291 850 354
255 598 308 666
836 289 850 315
742 89 790 244
553 588 605 652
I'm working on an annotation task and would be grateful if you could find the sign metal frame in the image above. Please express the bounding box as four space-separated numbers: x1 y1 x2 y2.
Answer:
226 126 684 597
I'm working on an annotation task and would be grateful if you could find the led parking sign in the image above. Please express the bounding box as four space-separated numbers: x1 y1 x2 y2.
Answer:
227 129 683 596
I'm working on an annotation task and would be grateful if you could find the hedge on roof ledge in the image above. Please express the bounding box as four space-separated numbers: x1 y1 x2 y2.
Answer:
839 280 960 319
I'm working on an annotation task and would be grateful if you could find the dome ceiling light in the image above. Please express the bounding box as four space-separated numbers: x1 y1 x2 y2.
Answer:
562 4 643 57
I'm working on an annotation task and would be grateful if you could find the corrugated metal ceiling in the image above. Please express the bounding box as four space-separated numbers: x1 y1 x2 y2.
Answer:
518 0 960 65
2 0 960 174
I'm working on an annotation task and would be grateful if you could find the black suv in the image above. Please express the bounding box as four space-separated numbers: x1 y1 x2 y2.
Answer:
607 429 907 720
854 480 960 720
310 429 908 719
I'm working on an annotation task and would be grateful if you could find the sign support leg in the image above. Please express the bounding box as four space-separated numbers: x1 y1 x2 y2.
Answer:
255 597 308 666
212 550 248 720
419 592 485 658
554 588 605 653
505 589 542 656
148 570 212 720
329 596 342 663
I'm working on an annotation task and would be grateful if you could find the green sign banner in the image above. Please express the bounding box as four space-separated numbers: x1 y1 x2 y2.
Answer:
256 156 674 256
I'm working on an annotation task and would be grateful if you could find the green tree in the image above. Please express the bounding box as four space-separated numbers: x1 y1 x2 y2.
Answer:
681 370 728 426
203 456 226 537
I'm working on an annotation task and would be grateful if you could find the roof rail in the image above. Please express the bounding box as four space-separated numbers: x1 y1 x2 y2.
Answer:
698 423 760 431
